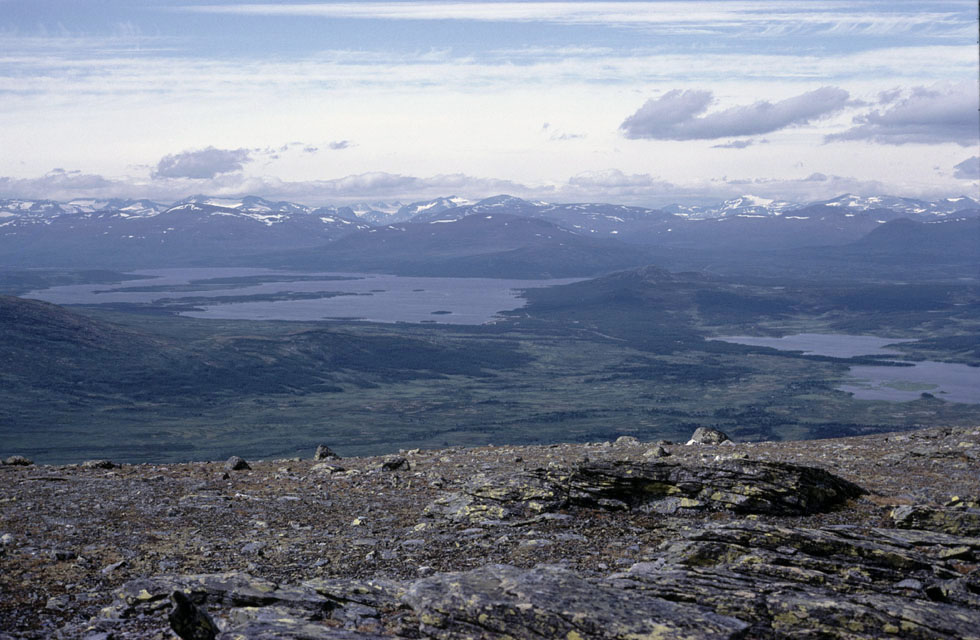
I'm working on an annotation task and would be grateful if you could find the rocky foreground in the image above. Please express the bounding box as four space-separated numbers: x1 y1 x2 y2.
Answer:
1 426 979 639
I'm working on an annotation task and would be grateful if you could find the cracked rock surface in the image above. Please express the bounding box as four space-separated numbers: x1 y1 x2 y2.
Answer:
1 426 979 638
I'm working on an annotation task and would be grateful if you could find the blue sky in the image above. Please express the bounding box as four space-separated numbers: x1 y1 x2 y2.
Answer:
1 1 977 205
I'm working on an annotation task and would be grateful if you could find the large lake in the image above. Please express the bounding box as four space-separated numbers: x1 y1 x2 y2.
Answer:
714 333 980 405
25 268 581 325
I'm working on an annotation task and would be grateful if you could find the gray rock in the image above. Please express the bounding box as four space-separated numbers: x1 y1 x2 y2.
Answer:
169 590 219 640
101 560 126 574
402 564 749 639
891 504 980 536
105 572 332 620
314 445 341 461
81 459 116 470
615 521 980 639
427 458 864 522
311 462 346 474
240 542 266 555
49 548 77 561
567 458 864 515
686 427 732 445
2 455 32 466
643 445 670 458
380 456 410 472
224 456 251 471
219 608 390 638
614 435 639 445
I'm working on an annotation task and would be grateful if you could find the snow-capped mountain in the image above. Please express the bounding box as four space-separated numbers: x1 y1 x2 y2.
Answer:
1 191 976 269
346 201 405 225
815 194 979 216
663 194 978 219
0 195 371 268
397 196 473 222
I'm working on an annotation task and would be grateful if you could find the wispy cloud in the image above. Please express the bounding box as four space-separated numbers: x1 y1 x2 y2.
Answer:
179 2 974 37
712 139 767 149
621 87 849 140
826 83 980 146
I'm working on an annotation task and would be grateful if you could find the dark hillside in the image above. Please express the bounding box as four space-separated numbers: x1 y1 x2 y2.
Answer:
255 214 657 278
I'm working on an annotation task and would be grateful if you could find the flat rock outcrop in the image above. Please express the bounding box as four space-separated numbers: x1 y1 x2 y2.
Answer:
1 426 978 639
426 458 863 523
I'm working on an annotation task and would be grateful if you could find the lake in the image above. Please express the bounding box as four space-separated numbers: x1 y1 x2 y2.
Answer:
24 268 581 325
714 333 980 404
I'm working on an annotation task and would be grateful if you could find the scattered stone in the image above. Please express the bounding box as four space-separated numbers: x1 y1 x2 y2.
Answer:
614 435 639 445
49 548 77 561
686 427 732 445
314 445 341 461
82 459 116 470
643 445 670 458
240 542 266 555
2 455 32 466
45 595 70 611
101 560 126 575
311 462 346 474
223 456 251 472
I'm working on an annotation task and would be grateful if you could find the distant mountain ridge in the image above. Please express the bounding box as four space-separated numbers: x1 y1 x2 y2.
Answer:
2 192 975 224
1 192 976 272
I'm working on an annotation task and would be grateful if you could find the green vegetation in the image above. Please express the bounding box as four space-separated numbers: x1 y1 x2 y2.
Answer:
1 265 978 465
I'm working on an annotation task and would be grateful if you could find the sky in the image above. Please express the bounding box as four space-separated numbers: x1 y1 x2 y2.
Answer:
1 0 978 206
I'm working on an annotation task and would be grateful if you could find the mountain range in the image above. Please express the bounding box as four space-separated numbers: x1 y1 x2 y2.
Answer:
1 192 977 276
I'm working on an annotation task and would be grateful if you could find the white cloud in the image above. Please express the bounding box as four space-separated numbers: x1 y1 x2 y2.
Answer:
153 147 253 179
826 83 980 146
621 87 850 140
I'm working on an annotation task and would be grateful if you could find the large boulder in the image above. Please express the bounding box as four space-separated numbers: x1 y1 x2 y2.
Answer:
686 427 731 445
223 456 251 472
565 458 865 516
426 458 864 522
314 445 341 461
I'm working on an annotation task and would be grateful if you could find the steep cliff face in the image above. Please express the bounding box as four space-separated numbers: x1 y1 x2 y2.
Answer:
1 426 978 639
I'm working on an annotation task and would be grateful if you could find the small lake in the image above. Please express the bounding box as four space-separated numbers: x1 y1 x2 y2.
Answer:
24 268 580 325
714 333 980 404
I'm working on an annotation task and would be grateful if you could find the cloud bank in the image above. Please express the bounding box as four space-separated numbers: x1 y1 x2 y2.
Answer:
827 83 979 146
4 165 958 209
620 87 850 140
